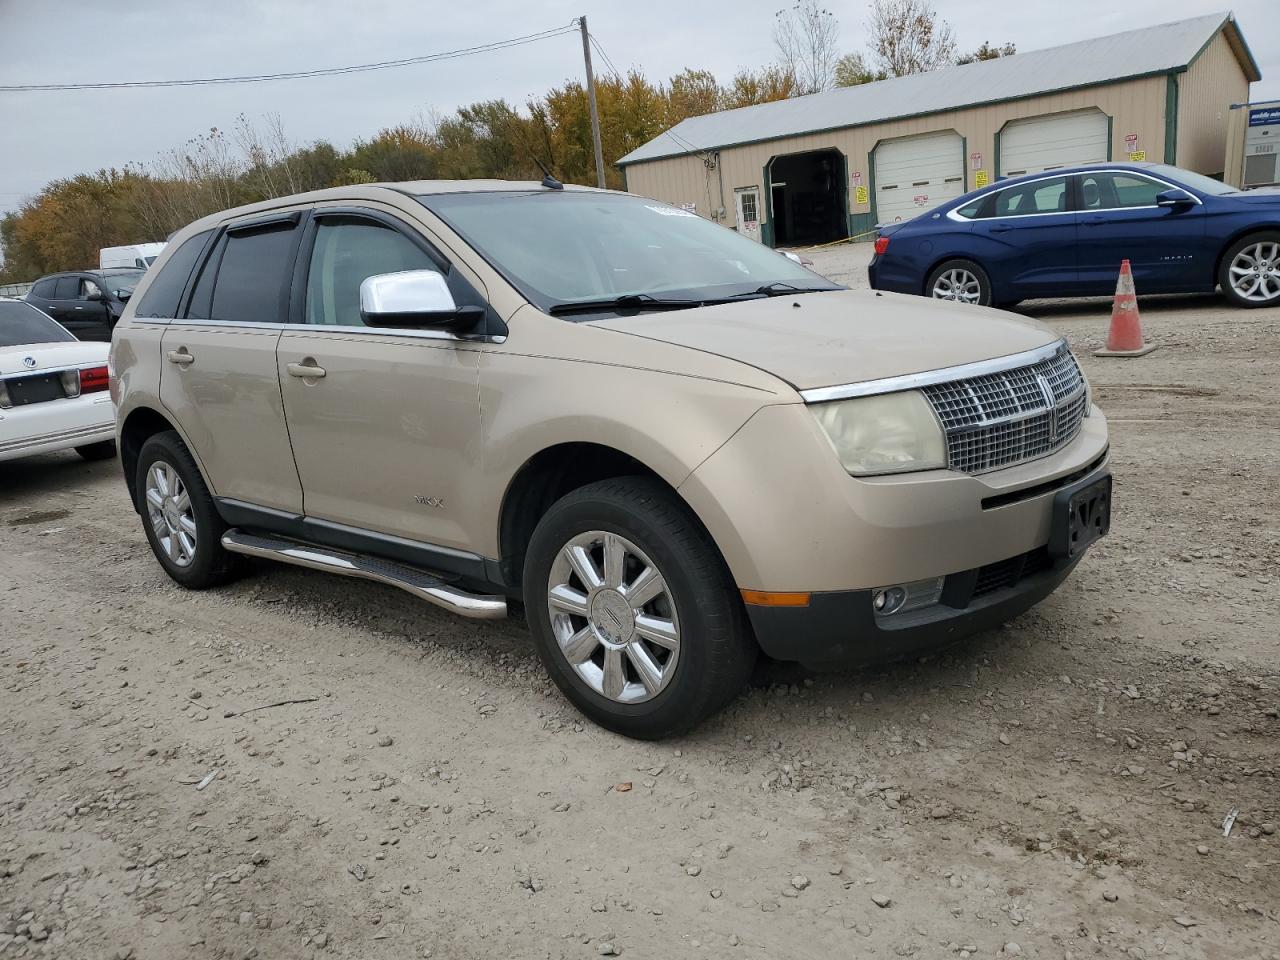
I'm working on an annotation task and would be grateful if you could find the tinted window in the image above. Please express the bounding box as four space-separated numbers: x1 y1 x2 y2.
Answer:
79 278 104 299
0 301 75 346
97 269 143 296
989 177 1069 217
206 222 299 324
1080 172 1164 210
53 277 80 299
305 220 439 326
954 199 985 219
134 230 212 319
30 279 56 299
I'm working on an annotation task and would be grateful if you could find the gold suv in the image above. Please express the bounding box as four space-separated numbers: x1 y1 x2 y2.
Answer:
111 180 1111 739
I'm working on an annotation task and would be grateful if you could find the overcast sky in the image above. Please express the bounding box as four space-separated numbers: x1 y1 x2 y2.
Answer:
1 0 1276 221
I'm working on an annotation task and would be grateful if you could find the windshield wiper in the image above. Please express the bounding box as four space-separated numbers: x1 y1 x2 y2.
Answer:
549 293 707 316
746 281 834 297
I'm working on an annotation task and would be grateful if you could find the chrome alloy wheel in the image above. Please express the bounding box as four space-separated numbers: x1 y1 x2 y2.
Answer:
145 461 197 567
546 531 680 704
1228 241 1280 303
931 267 982 303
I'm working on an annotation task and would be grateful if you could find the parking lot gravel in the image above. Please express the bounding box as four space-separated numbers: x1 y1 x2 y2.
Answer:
1 254 1277 959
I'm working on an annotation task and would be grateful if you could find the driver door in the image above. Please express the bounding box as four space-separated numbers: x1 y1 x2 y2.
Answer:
276 206 490 556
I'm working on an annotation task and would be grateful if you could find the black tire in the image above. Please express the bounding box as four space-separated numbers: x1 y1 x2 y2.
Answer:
1219 231 1280 308
75 439 117 461
135 431 240 589
925 258 993 307
523 477 756 740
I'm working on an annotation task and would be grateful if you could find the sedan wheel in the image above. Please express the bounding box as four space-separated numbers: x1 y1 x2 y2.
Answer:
1227 240 1280 303
925 258 992 306
546 530 680 704
145 460 198 567
931 267 982 303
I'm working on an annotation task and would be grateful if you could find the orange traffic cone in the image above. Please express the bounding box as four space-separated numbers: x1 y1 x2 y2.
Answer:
1094 259 1157 357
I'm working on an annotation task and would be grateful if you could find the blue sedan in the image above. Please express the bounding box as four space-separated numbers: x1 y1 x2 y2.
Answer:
867 162 1280 309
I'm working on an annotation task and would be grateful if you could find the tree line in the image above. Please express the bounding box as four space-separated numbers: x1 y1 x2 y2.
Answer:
0 0 1009 282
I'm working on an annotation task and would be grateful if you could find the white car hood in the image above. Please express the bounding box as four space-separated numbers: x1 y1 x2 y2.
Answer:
0 340 109 377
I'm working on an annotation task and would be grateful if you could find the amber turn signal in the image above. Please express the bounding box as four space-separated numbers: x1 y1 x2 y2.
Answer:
740 590 811 607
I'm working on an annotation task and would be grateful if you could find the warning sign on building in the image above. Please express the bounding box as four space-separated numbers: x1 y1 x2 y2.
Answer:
851 170 864 186
913 194 929 206
1128 150 1146 162
970 152 983 170
854 185 869 205
1124 132 1140 153
974 170 989 188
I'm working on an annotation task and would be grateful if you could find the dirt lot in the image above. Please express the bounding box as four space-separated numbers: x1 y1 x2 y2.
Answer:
2 258 1278 959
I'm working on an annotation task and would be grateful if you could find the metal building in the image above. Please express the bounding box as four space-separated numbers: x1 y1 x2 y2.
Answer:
617 13 1259 246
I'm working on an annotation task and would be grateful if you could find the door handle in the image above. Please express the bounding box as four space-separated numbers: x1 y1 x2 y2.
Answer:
166 349 195 366
989 223 1012 232
287 361 326 379
1082 216 1107 225
73 305 84 310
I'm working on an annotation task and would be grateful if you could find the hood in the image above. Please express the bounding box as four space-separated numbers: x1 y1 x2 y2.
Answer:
0 340 108 377
1231 186 1280 204
589 289 1060 392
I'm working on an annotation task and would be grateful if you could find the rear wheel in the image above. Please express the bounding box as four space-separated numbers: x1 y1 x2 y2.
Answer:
926 259 992 306
75 439 116 461
1220 232 1280 308
523 477 756 739
136 431 240 589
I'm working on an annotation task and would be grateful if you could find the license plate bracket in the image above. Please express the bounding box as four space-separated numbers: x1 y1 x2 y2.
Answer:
6 373 65 407
1049 473 1112 560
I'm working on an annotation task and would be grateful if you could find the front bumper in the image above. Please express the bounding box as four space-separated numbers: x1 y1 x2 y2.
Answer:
746 543 1083 668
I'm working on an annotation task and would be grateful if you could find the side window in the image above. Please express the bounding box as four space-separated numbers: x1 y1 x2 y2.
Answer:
990 177 1068 217
196 221 299 325
1081 173 1164 210
954 198 986 219
53 277 80 299
79 278 103 300
304 219 440 327
134 230 212 319
30 279 56 299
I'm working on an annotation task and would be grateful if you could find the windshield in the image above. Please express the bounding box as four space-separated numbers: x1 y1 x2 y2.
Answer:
417 190 838 315
96 269 144 296
0 301 75 346
1152 165 1240 196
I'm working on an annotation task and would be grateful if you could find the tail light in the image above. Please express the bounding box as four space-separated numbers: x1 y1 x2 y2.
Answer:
79 365 110 395
59 370 82 398
873 236 891 256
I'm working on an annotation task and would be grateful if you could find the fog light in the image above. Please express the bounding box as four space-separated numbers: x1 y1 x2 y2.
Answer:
872 577 945 617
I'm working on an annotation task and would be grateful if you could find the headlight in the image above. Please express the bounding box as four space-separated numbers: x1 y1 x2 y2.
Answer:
810 390 947 475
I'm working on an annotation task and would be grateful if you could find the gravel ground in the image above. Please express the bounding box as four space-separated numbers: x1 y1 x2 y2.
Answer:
1 264 1278 959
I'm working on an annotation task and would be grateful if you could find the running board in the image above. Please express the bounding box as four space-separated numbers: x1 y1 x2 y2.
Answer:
220 529 507 620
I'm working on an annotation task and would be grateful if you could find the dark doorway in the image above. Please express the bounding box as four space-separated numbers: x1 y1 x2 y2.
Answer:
768 149 847 246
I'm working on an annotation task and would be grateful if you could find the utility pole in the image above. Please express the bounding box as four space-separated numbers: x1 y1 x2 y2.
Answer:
579 15 607 189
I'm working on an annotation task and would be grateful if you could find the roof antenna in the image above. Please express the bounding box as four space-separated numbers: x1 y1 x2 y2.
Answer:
531 154 564 191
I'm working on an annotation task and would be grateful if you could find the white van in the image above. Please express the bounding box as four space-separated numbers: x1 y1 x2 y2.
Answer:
100 242 166 270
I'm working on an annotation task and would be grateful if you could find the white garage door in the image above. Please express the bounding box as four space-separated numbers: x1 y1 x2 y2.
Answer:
873 131 965 225
999 109 1109 177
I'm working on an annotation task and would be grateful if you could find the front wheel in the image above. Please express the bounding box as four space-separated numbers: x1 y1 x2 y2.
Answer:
926 259 992 306
523 477 756 739
1220 232 1280 308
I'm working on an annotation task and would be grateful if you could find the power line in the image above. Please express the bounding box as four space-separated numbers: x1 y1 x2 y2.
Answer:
0 22 580 93
588 34 623 82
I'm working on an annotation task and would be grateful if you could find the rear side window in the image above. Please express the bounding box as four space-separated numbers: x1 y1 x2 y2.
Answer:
188 220 299 324
989 177 1069 217
53 277 80 299
0 301 75 346
29 279 56 299
1079 172 1165 210
133 230 212 319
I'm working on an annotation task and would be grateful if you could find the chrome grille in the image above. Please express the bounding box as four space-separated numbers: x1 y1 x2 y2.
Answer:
921 343 1087 474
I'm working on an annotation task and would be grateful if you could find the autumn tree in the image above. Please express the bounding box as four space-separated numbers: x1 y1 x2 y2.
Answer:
957 41 1016 65
867 0 956 77
773 0 840 94
833 52 888 87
